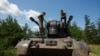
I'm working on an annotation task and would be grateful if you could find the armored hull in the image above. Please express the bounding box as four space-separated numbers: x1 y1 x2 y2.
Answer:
15 37 90 56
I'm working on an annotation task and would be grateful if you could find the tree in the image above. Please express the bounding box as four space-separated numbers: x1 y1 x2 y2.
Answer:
0 15 34 49
84 15 92 43
70 22 84 39
84 15 100 44
96 18 100 44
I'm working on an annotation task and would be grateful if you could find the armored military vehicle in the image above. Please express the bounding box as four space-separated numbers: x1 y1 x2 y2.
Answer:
15 10 90 56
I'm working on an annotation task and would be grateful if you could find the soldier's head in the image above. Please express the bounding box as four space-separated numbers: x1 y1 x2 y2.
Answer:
61 10 64 13
41 12 46 16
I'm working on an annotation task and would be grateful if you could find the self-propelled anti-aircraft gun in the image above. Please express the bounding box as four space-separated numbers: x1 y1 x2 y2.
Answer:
15 10 90 56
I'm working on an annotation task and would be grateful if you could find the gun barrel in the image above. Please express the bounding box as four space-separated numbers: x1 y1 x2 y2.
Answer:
67 15 73 26
68 16 73 23
30 17 39 25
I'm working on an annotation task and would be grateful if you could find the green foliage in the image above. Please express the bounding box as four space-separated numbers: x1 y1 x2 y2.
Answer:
70 22 85 39
96 19 100 37
70 15 100 44
0 15 35 56
0 49 16 56
0 15 33 49
84 15 100 44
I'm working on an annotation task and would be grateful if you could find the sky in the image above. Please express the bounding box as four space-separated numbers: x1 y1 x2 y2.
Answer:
0 0 100 31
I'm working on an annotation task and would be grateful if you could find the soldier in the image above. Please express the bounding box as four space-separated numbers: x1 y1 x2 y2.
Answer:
60 10 73 36
38 12 46 43
60 10 67 25
38 12 46 29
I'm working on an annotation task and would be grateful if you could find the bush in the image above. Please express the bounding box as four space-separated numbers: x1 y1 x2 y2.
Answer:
0 49 16 56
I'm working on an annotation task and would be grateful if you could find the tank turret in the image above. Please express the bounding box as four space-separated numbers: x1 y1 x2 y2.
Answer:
30 10 73 38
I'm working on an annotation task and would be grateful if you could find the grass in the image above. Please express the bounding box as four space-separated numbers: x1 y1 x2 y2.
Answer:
0 48 16 56
89 45 100 56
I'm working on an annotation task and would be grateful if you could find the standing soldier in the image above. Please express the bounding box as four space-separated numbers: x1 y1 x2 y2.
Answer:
61 10 67 25
38 12 46 29
38 12 46 43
